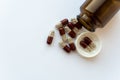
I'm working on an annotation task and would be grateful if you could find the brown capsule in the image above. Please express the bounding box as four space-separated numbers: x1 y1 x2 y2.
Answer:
47 31 55 45
84 37 92 45
55 19 69 30
65 26 76 38
80 41 88 48
75 22 82 29
63 45 71 53
69 43 76 51
67 22 74 30
80 41 92 52
68 37 76 51
84 37 96 49
59 27 65 36
59 41 71 53
47 36 53 45
58 27 67 42
68 30 76 38
61 19 69 25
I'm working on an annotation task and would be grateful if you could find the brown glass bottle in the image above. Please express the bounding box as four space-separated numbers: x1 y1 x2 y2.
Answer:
77 0 120 32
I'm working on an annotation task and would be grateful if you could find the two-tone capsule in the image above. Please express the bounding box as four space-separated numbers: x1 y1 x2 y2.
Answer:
55 19 69 29
84 37 96 49
67 22 79 35
59 41 71 53
58 27 67 42
47 31 55 45
67 22 74 30
80 40 91 52
71 18 82 30
71 18 82 35
80 37 96 52
75 22 82 30
71 18 78 24
73 27 81 35
68 37 76 51
65 26 76 38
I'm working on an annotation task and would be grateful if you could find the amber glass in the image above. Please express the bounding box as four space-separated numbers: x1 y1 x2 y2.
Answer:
77 0 120 32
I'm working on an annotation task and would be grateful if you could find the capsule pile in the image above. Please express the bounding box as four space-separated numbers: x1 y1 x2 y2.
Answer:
80 37 96 52
47 18 83 53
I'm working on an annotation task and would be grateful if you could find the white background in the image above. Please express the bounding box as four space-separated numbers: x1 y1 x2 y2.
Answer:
0 0 120 80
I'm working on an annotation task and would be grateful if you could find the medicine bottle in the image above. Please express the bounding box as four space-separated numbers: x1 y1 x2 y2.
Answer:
77 0 120 32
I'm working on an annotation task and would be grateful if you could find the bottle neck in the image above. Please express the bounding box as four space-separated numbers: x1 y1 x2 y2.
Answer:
77 13 102 32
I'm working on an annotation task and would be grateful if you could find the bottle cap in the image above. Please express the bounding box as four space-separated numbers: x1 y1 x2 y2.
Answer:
75 32 102 58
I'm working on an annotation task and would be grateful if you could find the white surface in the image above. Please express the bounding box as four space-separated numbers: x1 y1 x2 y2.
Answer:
0 0 120 80
75 32 102 58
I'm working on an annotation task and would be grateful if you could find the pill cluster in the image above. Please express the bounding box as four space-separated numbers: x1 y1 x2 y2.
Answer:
80 37 96 52
47 18 83 53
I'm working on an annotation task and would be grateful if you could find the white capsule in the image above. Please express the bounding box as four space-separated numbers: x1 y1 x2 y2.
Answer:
59 41 66 48
68 37 73 44
73 27 81 35
71 18 78 24
62 34 68 42
64 26 71 33
64 26 76 38
86 46 92 52
55 22 63 29
89 43 96 50
50 31 55 37
59 41 71 53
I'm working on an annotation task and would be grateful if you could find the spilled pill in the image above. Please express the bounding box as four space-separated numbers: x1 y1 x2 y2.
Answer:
68 37 76 51
47 31 55 45
59 41 71 53
65 26 76 38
